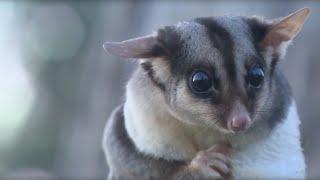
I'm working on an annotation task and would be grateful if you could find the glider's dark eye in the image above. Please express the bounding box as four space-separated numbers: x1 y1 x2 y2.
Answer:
190 71 212 93
247 64 264 88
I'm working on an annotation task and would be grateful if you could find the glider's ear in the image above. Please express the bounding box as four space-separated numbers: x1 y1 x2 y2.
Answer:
103 34 168 59
260 7 310 48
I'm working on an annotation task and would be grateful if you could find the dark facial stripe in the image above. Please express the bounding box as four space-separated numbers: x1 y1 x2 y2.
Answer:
245 17 278 75
195 18 236 83
270 53 279 78
141 62 166 91
244 17 269 45
157 26 183 58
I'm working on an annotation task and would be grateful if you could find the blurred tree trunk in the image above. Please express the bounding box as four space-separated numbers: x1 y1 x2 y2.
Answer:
6 1 145 179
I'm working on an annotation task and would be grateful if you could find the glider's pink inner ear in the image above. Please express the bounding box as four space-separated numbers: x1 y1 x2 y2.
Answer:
261 7 310 48
103 35 166 59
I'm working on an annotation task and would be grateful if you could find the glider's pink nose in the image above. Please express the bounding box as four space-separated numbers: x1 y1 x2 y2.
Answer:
227 101 251 132
229 115 250 132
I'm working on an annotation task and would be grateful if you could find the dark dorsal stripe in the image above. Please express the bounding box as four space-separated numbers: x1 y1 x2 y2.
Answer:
195 18 236 83
141 62 166 92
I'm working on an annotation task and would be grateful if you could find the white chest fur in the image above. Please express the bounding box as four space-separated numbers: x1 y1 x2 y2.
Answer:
124 79 305 178
232 102 305 178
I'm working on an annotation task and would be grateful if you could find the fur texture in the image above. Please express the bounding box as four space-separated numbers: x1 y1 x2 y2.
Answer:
103 99 305 179
102 8 309 179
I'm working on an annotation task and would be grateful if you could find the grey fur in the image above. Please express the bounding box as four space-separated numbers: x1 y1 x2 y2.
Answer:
103 105 184 180
103 9 309 179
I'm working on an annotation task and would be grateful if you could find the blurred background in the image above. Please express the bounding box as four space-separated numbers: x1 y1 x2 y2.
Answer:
0 0 319 179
